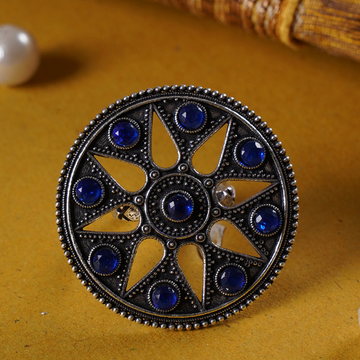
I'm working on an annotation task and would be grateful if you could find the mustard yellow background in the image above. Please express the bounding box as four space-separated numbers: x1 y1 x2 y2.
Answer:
1 1 359 359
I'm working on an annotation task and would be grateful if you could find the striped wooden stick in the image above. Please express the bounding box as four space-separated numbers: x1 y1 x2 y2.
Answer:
150 0 360 62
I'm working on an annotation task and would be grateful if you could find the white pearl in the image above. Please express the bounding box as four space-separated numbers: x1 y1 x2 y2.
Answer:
0 25 40 86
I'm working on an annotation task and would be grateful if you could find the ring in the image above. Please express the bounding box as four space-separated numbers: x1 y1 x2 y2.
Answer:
56 85 299 330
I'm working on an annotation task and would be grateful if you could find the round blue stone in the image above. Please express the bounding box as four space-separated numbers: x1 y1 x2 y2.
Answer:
151 284 179 311
92 247 120 275
75 178 103 206
166 193 194 222
219 266 246 294
238 140 265 168
253 206 281 234
111 121 139 148
178 103 205 131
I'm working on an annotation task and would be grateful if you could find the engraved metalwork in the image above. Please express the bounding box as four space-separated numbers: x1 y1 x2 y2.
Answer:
56 85 299 330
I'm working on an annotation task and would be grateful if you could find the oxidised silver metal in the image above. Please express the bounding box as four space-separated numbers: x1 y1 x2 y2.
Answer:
55 85 299 330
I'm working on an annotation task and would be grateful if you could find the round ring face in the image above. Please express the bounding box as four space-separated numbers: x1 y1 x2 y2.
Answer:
56 85 299 330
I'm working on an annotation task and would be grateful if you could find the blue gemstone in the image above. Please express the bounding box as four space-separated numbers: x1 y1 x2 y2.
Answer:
92 247 120 275
111 121 139 148
75 178 103 206
151 284 179 311
219 266 246 294
178 103 205 131
166 193 194 221
238 140 265 167
253 206 281 234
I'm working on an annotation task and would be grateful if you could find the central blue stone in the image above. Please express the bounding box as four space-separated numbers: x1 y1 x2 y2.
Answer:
219 266 246 294
111 120 139 148
92 247 120 275
253 206 281 234
151 284 179 311
75 178 103 206
178 103 205 131
166 193 194 222
237 140 265 168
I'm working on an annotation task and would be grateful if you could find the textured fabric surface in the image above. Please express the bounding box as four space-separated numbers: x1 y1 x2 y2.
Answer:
293 0 360 62
0 0 360 359
151 0 360 62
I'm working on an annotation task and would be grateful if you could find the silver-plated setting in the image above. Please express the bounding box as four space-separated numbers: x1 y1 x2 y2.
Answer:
56 85 298 330
112 204 140 222
178 163 188 172
212 207 221 217
134 195 144 205
195 233 206 243
233 137 266 169
149 170 160 179
203 178 214 188
141 224 151 234
166 240 177 249
147 280 181 313
72 176 105 209
215 263 248 296
108 117 141 150
250 204 283 237
215 182 236 207
174 101 208 134
88 243 122 277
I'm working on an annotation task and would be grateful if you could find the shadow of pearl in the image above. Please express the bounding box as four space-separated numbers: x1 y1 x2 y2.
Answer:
0 25 40 86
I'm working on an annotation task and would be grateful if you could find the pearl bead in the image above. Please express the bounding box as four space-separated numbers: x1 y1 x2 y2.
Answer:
0 25 40 86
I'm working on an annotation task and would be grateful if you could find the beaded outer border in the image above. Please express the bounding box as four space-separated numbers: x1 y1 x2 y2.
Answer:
55 84 299 330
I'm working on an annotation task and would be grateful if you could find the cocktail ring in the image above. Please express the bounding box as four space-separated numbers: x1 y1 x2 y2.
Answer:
55 85 299 330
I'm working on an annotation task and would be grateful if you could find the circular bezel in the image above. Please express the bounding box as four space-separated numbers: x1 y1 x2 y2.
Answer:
88 243 122 276
72 176 105 209
174 101 207 133
250 204 283 237
233 137 266 169
108 117 141 150
145 174 211 239
161 190 194 223
215 263 248 296
56 85 299 330
148 280 181 312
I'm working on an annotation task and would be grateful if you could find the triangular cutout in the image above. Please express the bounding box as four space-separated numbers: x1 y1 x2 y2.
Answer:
84 206 140 232
192 123 228 175
177 244 204 302
151 110 178 168
126 238 164 290
94 155 146 192
210 220 261 258
215 180 271 208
